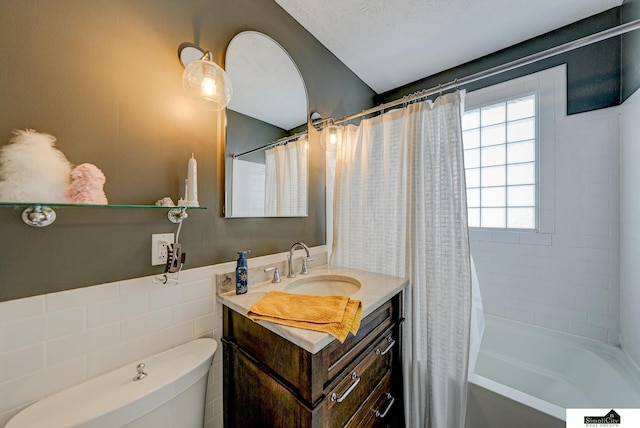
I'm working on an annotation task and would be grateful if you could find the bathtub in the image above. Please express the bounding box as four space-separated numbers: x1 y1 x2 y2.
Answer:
466 315 640 428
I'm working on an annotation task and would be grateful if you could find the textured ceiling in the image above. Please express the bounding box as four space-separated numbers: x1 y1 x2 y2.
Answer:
275 0 623 93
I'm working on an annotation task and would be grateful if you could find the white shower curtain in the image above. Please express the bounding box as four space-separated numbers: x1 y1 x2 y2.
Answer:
265 137 308 216
331 91 472 428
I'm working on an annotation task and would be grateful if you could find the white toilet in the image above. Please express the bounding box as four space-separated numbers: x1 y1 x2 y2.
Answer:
6 338 217 428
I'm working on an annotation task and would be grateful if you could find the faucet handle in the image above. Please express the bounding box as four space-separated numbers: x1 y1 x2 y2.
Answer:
264 266 281 283
133 363 147 381
300 259 310 275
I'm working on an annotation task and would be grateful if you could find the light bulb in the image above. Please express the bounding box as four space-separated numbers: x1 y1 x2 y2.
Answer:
201 76 217 97
321 125 342 152
328 132 338 149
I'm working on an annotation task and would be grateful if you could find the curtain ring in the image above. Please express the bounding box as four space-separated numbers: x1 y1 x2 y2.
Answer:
409 90 421 105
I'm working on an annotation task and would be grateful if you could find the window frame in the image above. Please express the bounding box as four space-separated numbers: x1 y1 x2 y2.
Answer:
463 91 540 231
462 64 561 238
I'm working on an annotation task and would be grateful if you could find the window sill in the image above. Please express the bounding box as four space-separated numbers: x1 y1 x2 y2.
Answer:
469 228 552 246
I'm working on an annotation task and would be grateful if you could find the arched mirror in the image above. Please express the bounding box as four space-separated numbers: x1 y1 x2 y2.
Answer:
224 31 309 218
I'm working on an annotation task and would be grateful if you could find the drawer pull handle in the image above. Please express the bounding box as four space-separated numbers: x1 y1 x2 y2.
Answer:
375 393 395 418
375 336 396 356
330 372 360 402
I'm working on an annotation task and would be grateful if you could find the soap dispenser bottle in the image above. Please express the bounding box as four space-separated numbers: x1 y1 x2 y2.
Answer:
235 250 250 295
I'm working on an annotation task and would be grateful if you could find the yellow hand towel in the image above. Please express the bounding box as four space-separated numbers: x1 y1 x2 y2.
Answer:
247 291 362 343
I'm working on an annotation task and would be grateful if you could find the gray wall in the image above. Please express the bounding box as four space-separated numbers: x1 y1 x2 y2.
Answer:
378 8 623 115
622 0 640 100
0 0 375 302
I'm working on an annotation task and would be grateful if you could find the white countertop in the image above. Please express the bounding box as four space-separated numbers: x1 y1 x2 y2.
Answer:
217 264 408 353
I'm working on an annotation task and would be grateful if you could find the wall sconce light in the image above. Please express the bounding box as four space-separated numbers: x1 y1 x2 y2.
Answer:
320 119 343 152
311 112 344 153
179 45 233 111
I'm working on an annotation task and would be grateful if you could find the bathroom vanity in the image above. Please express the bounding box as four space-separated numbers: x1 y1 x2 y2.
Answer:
218 265 407 428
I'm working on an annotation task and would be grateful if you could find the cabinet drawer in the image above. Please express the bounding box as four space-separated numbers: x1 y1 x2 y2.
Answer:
346 370 397 428
324 334 393 428
322 294 399 386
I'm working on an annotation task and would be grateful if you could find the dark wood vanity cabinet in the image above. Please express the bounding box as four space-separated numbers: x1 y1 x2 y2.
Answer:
222 292 404 428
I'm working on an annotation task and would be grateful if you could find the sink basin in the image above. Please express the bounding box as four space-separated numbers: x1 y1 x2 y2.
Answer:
284 274 361 296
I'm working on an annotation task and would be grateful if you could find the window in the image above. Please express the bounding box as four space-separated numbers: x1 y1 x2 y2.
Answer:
463 94 537 229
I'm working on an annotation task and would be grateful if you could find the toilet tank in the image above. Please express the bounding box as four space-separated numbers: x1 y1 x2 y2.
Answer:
6 338 217 428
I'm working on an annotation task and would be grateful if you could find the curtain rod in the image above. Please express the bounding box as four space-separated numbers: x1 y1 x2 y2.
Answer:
334 18 640 125
232 130 307 159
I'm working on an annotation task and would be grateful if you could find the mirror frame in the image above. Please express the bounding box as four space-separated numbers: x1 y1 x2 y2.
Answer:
223 31 309 218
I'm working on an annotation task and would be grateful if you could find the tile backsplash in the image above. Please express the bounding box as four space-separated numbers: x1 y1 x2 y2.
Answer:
215 252 328 294
0 246 327 427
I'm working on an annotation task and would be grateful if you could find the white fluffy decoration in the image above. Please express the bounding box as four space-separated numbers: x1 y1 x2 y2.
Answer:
0 129 72 203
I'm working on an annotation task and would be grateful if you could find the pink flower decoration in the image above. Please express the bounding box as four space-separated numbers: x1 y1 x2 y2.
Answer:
66 163 108 204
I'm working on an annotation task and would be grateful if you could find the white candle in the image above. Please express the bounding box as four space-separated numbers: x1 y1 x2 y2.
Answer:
186 153 199 206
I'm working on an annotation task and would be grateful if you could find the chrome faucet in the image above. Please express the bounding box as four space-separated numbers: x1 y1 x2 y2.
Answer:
287 242 313 278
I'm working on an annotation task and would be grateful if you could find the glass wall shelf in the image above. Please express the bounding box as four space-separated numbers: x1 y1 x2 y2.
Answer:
0 202 207 227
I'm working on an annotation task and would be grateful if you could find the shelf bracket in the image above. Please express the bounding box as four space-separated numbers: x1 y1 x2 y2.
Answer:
17 205 192 227
168 207 188 224
22 205 56 227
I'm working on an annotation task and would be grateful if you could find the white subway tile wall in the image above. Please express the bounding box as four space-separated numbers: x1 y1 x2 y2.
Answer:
469 65 622 345
0 247 324 427
620 86 640 368
0 264 227 428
